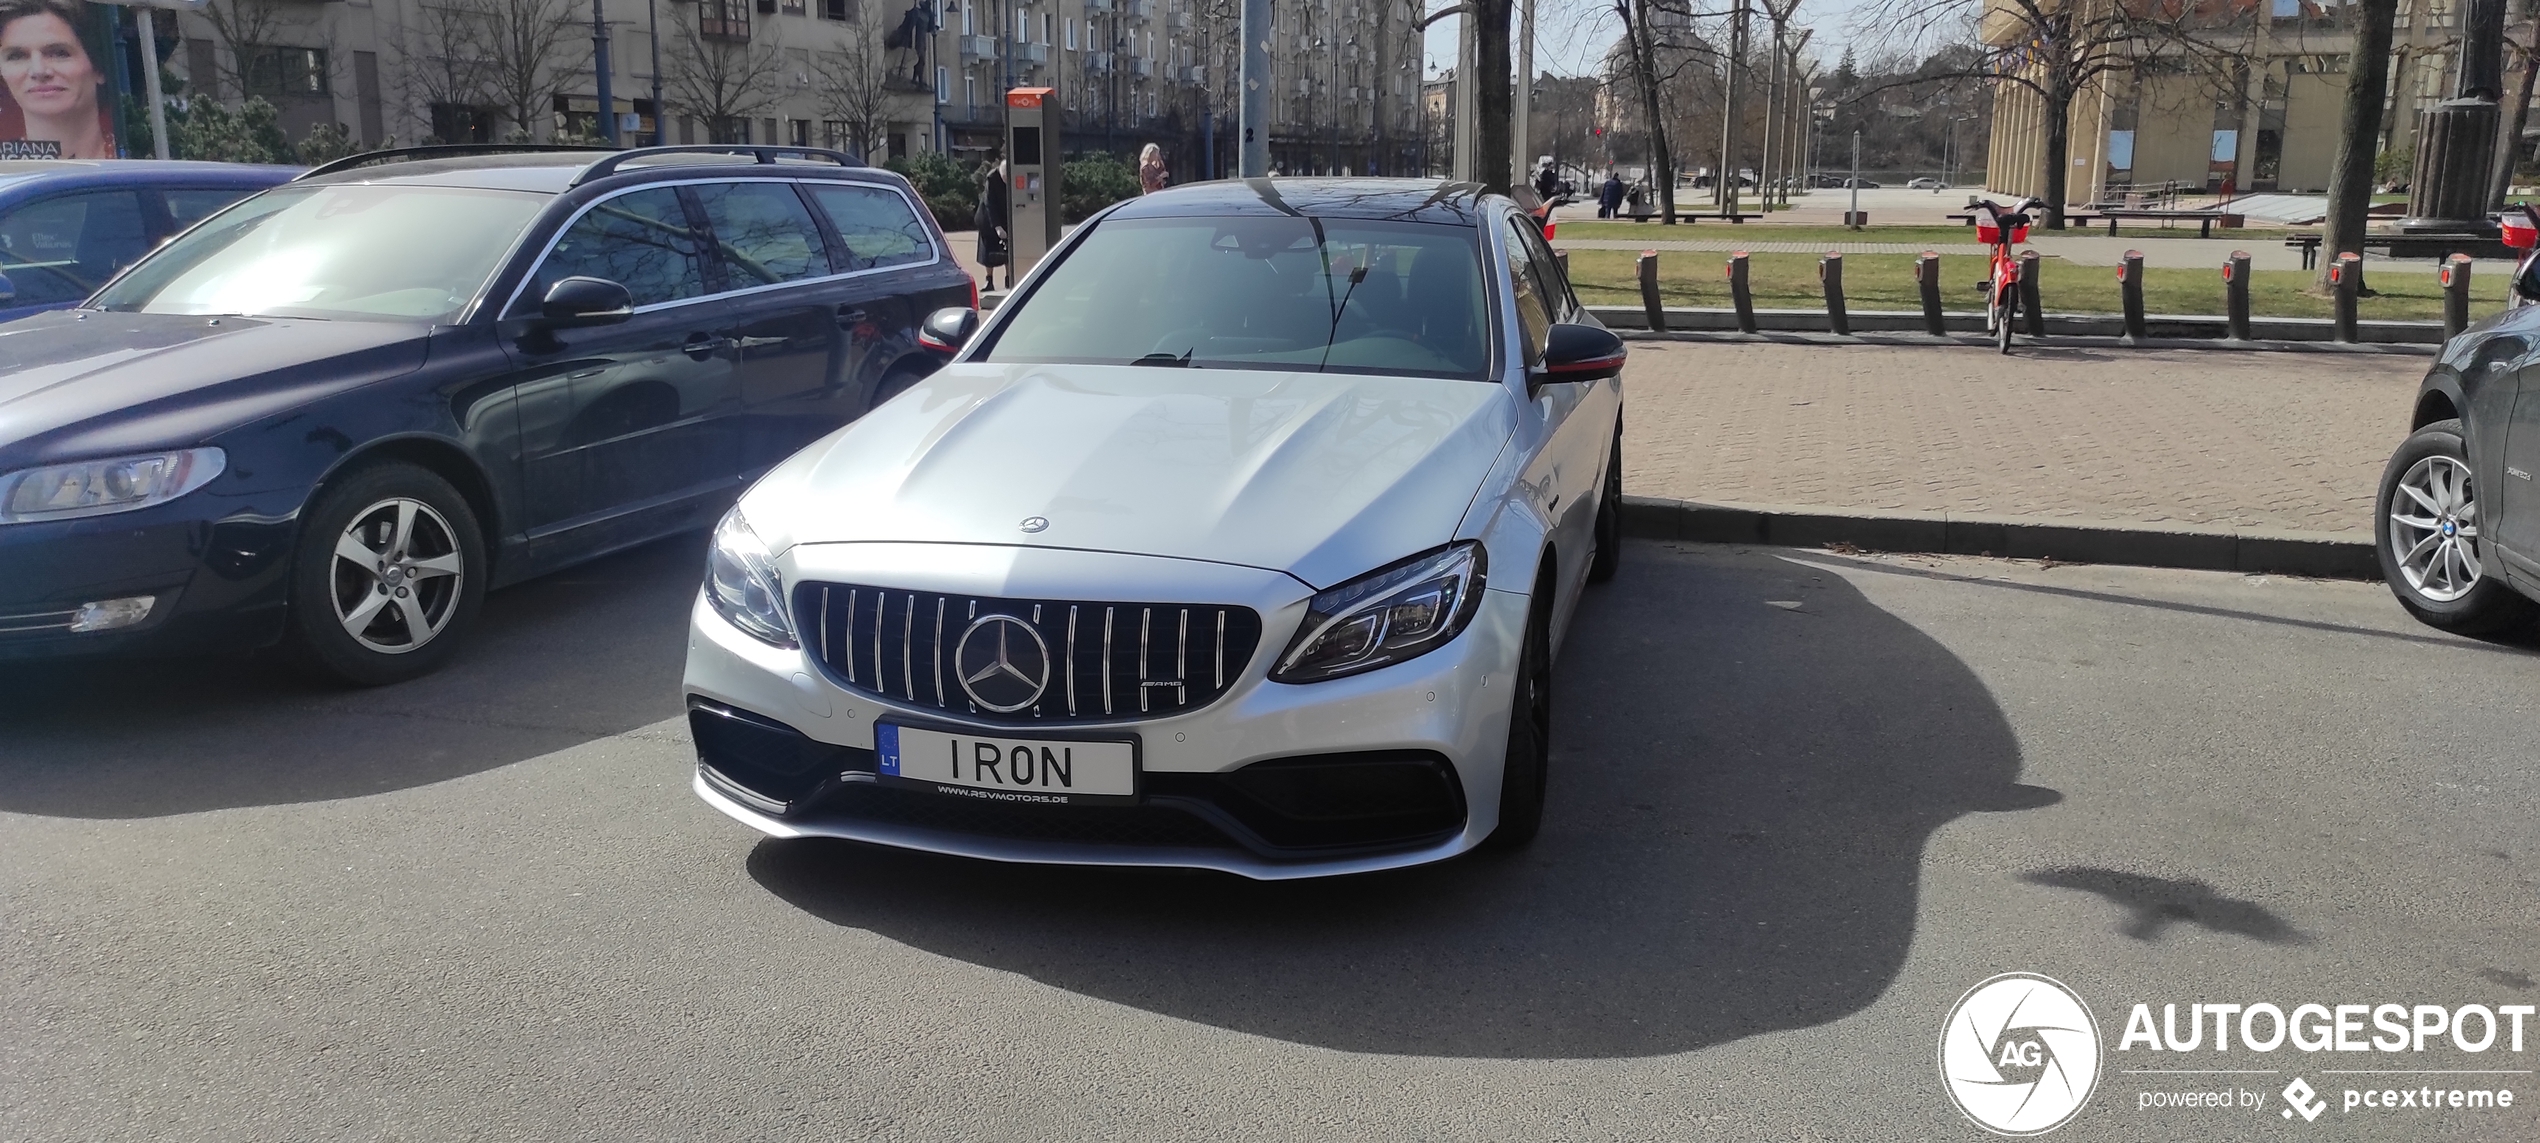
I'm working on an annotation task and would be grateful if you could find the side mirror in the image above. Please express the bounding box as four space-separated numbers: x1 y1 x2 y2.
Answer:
1532 322 1626 388
539 276 633 328
918 306 980 354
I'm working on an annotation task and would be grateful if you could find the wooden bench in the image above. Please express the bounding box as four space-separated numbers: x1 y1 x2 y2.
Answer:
2286 232 2322 270
1948 212 2102 229
1620 210 1761 223
2091 209 2241 237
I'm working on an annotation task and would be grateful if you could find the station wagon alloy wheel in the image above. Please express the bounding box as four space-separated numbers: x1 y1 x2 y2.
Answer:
330 497 466 654
2387 455 2483 602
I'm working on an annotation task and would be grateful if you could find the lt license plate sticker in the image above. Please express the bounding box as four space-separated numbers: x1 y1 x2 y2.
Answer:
875 724 1139 805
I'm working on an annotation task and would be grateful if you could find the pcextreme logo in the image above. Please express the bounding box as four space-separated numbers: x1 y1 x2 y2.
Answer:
1939 973 2104 1136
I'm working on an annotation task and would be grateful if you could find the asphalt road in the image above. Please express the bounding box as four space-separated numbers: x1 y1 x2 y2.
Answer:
5 538 2536 1142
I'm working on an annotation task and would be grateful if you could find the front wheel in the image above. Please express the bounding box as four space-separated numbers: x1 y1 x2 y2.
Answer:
2374 419 2534 636
1996 290 2016 354
281 461 488 685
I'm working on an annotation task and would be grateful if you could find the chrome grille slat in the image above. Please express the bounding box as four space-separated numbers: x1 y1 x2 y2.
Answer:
797 583 1260 726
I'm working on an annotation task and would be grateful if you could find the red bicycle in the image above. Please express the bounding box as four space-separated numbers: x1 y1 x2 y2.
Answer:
1975 197 2044 353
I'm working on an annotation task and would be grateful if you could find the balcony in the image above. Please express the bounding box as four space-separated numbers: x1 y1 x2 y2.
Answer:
1124 0 1151 17
1170 10 1190 26
959 34 999 59
1087 51 1114 74
1087 0 1112 9
1132 56 1153 77
1183 64 1205 83
1018 41 1049 64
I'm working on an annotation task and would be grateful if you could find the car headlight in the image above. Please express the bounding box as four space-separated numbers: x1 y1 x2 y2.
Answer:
705 508 797 648
1272 541 1486 683
0 448 225 524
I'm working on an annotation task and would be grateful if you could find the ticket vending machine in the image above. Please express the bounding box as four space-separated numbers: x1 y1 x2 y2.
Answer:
1005 87 1062 278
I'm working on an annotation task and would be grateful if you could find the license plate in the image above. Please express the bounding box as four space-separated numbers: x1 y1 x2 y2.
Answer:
874 724 1139 805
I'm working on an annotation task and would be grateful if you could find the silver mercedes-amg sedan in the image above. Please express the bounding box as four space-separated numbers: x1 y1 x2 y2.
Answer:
681 178 1626 878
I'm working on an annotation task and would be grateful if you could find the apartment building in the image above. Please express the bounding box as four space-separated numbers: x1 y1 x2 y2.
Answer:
159 0 1424 177
1985 0 2488 202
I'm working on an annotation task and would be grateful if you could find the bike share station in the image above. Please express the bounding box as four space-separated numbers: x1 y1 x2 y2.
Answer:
1005 88 1063 279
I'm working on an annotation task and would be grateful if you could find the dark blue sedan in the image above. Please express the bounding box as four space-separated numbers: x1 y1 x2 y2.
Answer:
0 145 971 683
0 159 300 323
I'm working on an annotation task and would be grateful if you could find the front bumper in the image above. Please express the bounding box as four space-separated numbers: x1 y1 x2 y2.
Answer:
0 495 299 661
681 542 1530 879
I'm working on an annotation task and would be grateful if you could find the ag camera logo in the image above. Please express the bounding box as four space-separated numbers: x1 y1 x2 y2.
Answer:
1940 973 2103 1135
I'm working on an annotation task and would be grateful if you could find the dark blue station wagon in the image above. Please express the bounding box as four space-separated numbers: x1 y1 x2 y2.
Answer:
0 145 972 683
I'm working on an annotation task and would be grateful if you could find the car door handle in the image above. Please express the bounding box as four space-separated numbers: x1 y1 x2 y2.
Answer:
834 305 867 327
683 333 734 358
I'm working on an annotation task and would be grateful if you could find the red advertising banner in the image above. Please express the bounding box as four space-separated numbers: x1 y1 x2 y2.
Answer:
1 0 121 160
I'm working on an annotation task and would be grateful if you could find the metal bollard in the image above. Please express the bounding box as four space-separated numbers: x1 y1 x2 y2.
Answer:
2440 253 2472 339
1637 250 1665 333
2117 250 2147 342
2223 251 2252 340
1915 252 1945 336
1820 252 1849 336
2018 250 2045 336
2330 252 2361 343
1726 251 1757 333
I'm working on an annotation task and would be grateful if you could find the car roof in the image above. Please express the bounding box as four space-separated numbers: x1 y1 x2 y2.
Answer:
290 148 910 196
0 159 301 196
1103 178 1493 226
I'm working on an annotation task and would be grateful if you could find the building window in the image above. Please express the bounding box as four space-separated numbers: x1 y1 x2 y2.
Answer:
965 74 975 117
960 2 971 33
698 0 751 40
780 0 805 14
239 45 329 98
1065 17 1075 48
821 0 849 16
936 65 950 103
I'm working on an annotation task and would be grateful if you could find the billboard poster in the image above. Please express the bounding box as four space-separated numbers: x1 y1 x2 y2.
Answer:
0 0 120 160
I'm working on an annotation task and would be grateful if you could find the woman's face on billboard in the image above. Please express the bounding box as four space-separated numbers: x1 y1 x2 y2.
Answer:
1 11 97 120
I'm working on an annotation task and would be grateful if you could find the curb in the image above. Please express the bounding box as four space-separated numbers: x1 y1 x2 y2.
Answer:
1620 496 2380 579
1611 328 2440 356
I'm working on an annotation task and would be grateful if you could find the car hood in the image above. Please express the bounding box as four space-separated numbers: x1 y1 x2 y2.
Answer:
0 310 430 463
746 362 1516 590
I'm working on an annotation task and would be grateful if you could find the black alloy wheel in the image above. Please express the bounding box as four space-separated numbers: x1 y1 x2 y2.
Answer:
1588 424 1622 583
282 461 488 685
1486 577 1554 850
2374 419 2534 636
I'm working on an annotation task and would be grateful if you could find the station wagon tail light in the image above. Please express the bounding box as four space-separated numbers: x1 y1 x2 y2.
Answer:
1272 542 1486 683
705 508 797 648
0 448 225 524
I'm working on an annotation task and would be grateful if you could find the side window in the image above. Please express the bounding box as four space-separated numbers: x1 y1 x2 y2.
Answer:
164 187 257 230
1501 221 1552 365
804 183 933 270
692 181 831 289
0 191 150 307
526 187 708 308
1519 224 1575 319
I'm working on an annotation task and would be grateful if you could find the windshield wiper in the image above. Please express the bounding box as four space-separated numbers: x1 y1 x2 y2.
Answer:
1131 350 1192 367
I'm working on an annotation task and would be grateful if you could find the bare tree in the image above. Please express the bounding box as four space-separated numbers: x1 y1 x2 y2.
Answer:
815 21 894 158
2319 0 2400 290
664 6 792 143
468 0 592 142
1614 0 1681 220
404 3 497 141
198 0 321 101
1847 0 2249 228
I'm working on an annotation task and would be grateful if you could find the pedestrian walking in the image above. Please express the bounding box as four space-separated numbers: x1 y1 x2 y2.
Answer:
975 156 1010 290
1598 171 1625 219
1139 144 1169 195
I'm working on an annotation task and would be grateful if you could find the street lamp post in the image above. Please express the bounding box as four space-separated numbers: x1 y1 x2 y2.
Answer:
593 0 617 145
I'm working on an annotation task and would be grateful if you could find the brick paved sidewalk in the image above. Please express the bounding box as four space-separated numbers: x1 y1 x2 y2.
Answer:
1622 341 2427 536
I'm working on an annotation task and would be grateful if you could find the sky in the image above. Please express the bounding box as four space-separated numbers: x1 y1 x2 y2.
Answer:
1417 0 1881 82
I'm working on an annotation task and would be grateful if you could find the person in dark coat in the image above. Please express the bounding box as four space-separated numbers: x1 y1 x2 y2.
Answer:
1532 162 1561 202
1598 171 1626 219
975 157 1010 289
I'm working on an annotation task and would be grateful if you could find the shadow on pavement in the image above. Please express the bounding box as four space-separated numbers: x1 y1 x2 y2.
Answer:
0 533 704 819
748 543 2050 1059
2023 867 2312 945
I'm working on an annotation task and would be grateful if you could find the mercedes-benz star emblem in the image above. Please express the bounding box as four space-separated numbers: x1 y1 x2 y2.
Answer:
1019 516 1048 533
954 615 1051 712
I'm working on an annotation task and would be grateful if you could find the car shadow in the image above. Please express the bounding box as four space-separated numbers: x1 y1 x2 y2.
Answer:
0 533 704 819
747 541 2047 1059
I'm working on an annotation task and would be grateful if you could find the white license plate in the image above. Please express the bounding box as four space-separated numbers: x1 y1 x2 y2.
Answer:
875 724 1139 805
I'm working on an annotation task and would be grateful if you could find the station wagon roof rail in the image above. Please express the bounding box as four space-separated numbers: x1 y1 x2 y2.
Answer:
295 143 617 181
568 145 864 188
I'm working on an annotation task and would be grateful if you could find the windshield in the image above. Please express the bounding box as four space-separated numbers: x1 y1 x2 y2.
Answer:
92 184 549 322
981 215 1491 380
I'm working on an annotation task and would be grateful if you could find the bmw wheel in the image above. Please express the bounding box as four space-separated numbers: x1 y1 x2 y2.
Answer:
283 461 488 685
2374 419 2534 636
